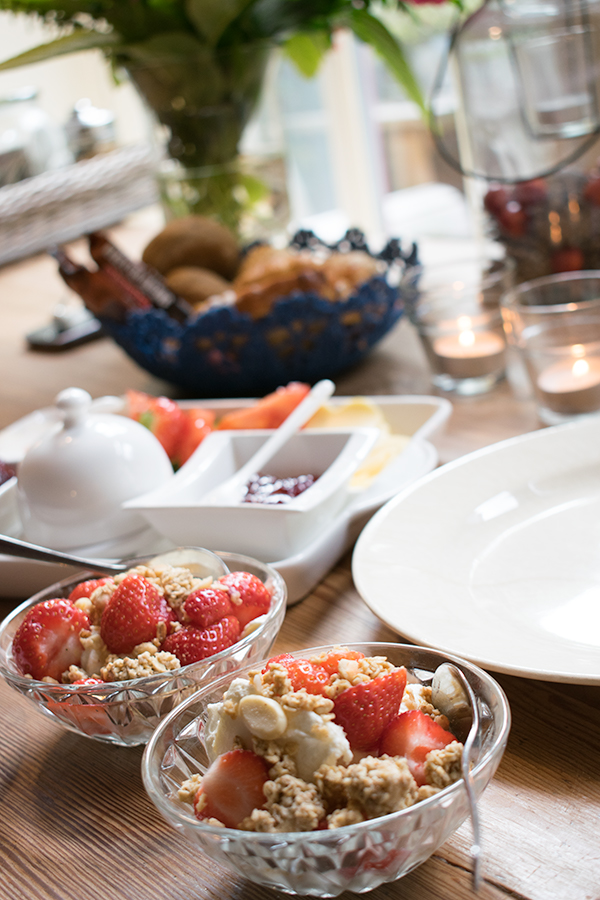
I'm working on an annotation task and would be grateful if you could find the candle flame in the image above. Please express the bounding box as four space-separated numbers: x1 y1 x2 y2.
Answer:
572 358 590 378
459 329 476 348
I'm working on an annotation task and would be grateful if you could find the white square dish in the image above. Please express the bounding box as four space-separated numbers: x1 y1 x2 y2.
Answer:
124 427 380 561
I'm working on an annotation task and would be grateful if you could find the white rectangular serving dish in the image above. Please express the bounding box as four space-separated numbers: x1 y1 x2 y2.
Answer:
0 395 451 602
125 427 379 562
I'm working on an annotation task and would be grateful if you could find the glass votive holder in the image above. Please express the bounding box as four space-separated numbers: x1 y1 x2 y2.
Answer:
500 272 600 424
412 268 509 395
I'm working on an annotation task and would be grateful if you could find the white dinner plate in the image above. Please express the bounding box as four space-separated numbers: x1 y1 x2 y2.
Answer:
0 394 451 603
352 416 600 685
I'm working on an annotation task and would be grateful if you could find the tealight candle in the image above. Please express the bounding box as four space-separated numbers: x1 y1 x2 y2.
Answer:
536 348 600 415
432 316 506 379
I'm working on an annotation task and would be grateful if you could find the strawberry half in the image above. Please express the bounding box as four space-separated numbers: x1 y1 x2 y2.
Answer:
181 586 235 628
174 407 216 469
265 653 330 695
379 710 457 786
161 615 240 665
68 578 111 603
12 598 90 681
216 382 310 430
332 667 407 751
126 389 187 462
219 571 271 629
100 574 173 654
194 749 269 828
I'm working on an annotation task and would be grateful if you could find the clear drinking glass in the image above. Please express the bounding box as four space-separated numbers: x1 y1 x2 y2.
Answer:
500 271 600 423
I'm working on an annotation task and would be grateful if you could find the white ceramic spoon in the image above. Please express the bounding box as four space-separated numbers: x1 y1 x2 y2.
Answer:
199 379 336 506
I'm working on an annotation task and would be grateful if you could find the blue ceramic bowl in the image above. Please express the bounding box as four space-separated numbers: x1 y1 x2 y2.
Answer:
97 232 419 397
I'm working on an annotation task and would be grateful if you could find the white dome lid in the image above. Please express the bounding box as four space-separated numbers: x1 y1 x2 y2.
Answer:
17 388 173 550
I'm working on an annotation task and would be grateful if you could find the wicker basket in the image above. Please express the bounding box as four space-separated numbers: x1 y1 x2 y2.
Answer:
0 143 158 266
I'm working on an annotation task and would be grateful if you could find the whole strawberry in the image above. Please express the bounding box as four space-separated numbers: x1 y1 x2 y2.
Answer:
181 586 235 628
332 667 407 751
219 572 271 629
12 598 90 681
162 615 240 666
100 574 173 654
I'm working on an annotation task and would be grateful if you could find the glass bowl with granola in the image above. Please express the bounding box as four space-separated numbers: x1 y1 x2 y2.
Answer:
141 642 510 897
0 551 286 747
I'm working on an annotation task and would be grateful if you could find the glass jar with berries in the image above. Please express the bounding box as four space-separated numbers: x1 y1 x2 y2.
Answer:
483 164 600 284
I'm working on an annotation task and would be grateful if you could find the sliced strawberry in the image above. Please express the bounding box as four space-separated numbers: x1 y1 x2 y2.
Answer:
219 571 271 629
12 598 90 681
379 709 457 786
174 407 216 469
100 574 173 654
126 389 187 462
181 586 235 628
332 667 407 751
217 382 310 430
161 615 240 665
194 748 269 828
68 578 111 603
310 647 365 676
265 653 330 695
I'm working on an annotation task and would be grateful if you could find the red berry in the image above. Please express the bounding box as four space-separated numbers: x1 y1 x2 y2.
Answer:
483 185 509 217
126 390 187 462
498 201 527 236
194 749 269 828
161 615 240 665
551 247 584 273
583 175 600 205
219 571 271 629
100 574 173 654
332 667 407 751
174 407 215 469
379 710 457 786
72 677 105 685
513 178 547 206
265 653 330 694
68 578 111 603
12 598 90 681
182 586 235 628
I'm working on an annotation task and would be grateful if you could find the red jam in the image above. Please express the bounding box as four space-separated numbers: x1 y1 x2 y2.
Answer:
243 473 317 505
0 460 16 487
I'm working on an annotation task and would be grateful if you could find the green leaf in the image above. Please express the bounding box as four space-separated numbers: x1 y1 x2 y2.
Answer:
283 30 331 78
0 29 120 71
185 0 255 45
348 7 425 113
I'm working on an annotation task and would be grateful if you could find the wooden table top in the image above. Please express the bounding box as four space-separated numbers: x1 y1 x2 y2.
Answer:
1 212 599 900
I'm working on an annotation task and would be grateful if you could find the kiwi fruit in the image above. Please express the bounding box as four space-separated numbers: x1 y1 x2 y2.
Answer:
165 266 231 309
142 215 240 280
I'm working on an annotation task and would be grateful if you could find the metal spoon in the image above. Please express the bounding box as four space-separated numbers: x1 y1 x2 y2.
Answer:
0 534 229 579
432 662 483 892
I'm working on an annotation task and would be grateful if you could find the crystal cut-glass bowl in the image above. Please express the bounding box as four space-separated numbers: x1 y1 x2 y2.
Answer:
142 642 510 896
0 552 286 747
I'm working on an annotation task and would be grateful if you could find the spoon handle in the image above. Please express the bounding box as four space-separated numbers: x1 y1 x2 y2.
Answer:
0 534 127 574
